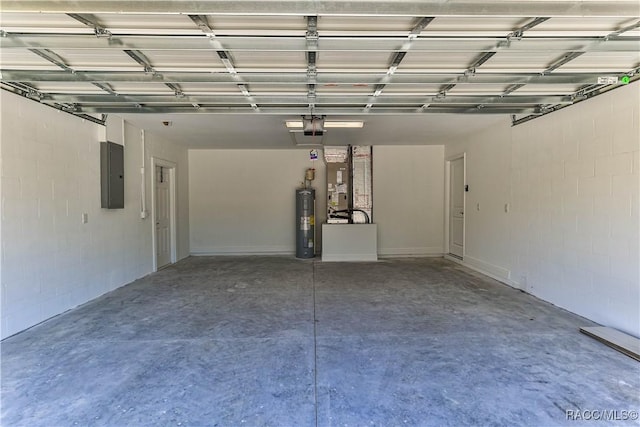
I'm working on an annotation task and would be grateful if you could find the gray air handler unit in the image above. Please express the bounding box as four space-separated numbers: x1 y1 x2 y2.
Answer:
296 168 316 259
322 146 377 262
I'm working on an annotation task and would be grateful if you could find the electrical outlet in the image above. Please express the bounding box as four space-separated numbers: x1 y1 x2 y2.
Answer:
504 203 510 213
476 203 480 211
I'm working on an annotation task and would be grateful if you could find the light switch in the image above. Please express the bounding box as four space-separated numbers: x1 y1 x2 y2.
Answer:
476 203 480 211
82 213 88 224
504 203 510 213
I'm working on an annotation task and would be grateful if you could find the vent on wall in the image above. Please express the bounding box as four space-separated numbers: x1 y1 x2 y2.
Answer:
100 141 124 209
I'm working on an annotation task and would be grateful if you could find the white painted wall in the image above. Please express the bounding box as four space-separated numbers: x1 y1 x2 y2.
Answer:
374 145 445 256
189 149 326 254
189 146 444 256
0 91 189 338
446 83 640 337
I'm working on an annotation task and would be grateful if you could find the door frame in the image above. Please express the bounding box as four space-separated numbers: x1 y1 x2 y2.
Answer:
151 157 177 271
444 153 466 260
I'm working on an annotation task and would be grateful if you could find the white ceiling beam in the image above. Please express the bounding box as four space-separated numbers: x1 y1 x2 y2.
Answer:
1 1 638 17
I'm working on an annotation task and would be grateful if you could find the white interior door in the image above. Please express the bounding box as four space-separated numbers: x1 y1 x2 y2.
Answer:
449 157 465 258
155 165 172 269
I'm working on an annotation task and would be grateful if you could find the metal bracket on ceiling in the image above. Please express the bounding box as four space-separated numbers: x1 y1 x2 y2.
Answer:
123 52 182 98
67 13 112 39
501 83 525 97
408 17 435 39
124 49 156 75
468 52 497 73
11 82 44 100
165 82 184 98
496 17 549 49
605 20 640 40
189 15 214 34
93 82 116 95
59 102 80 112
542 51 584 75
29 48 74 73
441 51 496 97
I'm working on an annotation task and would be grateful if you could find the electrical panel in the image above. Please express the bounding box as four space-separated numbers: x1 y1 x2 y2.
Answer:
100 141 124 209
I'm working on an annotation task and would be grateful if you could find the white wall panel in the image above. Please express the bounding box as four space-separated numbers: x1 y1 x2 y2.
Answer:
446 83 640 337
373 145 444 256
189 145 444 257
188 149 326 255
0 91 189 339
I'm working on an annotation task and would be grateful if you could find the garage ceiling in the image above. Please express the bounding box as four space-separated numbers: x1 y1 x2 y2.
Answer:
1 1 639 147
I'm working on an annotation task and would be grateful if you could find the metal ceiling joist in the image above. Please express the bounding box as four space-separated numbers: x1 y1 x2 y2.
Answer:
306 15 319 111
123 49 156 74
365 15 434 111
2 70 627 86
92 82 116 95
543 51 586 74
35 93 577 106
28 48 73 72
185 15 257 109
54 104 540 115
3 34 638 53
123 49 192 96
2 1 638 17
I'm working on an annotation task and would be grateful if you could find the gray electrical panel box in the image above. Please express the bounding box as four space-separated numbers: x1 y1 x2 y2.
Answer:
100 141 124 209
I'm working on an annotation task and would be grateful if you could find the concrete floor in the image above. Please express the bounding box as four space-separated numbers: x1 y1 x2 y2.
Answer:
2 256 639 427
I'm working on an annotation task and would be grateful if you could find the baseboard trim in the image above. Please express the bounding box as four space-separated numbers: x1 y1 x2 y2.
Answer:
191 250 294 256
444 254 521 290
379 247 444 257
380 253 444 259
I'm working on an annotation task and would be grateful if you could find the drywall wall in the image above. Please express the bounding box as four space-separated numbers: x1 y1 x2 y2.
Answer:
0 91 189 338
189 149 326 255
374 145 445 256
446 83 640 337
189 145 444 256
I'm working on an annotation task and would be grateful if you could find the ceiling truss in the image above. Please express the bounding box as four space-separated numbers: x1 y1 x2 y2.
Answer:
1 2 639 124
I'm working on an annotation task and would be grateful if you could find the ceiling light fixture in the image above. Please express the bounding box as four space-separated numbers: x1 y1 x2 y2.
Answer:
286 120 364 129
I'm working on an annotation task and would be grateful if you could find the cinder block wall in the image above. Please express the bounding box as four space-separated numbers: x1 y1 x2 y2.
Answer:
447 83 639 337
0 91 190 339
188 146 445 257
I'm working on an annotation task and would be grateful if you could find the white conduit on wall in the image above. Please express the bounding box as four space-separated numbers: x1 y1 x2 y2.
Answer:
140 129 147 219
